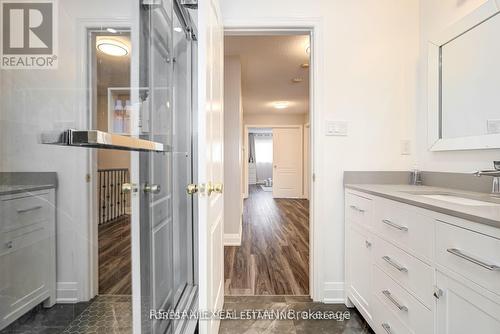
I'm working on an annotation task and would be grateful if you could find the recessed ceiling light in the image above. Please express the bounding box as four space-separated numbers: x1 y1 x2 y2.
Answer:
174 27 183 33
96 38 130 57
292 77 303 83
273 101 290 109
106 28 118 34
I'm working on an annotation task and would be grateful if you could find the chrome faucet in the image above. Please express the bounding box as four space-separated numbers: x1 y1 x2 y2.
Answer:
474 161 500 194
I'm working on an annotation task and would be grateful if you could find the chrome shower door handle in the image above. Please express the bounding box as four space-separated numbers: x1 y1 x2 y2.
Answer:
144 183 161 194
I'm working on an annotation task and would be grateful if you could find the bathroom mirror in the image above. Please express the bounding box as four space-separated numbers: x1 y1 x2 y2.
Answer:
428 0 500 151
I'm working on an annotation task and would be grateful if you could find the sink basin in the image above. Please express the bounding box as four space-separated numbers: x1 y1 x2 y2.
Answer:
400 191 500 207
419 194 500 206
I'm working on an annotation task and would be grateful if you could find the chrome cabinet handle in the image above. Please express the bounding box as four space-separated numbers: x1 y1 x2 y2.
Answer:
447 248 500 271
382 290 408 312
350 205 366 213
382 256 408 272
382 219 408 232
17 206 42 214
382 323 393 334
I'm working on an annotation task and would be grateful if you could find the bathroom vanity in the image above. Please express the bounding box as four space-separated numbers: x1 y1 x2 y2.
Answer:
345 183 500 334
0 181 57 330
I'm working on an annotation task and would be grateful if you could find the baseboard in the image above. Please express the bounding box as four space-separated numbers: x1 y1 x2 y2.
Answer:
56 282 79 303
322 282 345 304
224 217 243 246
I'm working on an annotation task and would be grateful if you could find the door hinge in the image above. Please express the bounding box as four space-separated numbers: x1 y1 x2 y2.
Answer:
85 174 91 183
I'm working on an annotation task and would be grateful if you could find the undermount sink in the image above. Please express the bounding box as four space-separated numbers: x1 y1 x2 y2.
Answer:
401 191 500 207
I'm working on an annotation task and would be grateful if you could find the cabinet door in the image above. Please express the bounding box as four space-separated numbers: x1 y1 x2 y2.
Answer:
348 225 373 320
436 271 500 334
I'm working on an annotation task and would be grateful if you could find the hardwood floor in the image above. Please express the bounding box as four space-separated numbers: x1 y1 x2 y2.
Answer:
224 185 309 296
98 215 132 295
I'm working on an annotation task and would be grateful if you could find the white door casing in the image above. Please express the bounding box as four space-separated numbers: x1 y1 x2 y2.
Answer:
197 0 224 333
272 126 303 198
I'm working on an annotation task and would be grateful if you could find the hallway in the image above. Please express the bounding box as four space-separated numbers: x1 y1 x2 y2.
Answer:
224 185 309 296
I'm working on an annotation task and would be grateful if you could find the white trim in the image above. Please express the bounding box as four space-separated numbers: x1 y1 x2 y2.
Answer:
427 0 500 151
56 282 79 304
224 218 242 246
224 17 324 302
322 282 345 304
78 18 131 302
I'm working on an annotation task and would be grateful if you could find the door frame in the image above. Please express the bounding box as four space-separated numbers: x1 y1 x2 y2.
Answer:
243 124 304 199
225 18 324 301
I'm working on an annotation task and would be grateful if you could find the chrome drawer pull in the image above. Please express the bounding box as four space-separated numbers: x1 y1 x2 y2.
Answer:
17 206 42 214
350 205 365 213
447 248 500 271
382 219 408 232
382 290 408 312
382 323 393 334
382 256 408 272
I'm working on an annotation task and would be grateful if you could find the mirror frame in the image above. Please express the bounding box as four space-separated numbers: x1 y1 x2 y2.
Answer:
428 0 500 151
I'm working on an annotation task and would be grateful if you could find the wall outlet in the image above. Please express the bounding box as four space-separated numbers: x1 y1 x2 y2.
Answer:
400 140 411 155
326 121 348 136
487 119 500 134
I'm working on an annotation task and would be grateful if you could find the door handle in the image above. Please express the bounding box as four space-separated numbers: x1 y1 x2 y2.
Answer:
213 183 223 194
186 184 198 195
144 183 161 194
122 183 138 193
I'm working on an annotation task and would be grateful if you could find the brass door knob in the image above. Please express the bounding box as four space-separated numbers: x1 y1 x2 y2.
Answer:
186 184 198 195
213 183 223 194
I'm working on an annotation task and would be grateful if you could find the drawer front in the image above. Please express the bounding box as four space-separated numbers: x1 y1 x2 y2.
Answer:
373 235 434 308
436 221 500 296
373 265 433 334
0 193 50 232
345 192 372 229
371 291 411 334
373 198 434 261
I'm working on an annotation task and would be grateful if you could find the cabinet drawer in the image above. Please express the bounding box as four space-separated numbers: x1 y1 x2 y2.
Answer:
371 291 411 334
373 198 434 261
345 192 372 229
436 221 500 296
0 192 50 231
373 265 433 334
373 235 434 308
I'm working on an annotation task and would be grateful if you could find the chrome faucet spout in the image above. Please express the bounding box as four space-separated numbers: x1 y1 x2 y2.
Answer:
475 162 500 194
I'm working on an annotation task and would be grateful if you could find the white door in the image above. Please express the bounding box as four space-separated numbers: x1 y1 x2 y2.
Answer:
197 0 225 333
303 124 310 199
272 126 303 198
436 271 500 334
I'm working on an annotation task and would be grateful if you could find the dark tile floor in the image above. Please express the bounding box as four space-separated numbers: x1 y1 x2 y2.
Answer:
0 296 131 334
219 296 374 334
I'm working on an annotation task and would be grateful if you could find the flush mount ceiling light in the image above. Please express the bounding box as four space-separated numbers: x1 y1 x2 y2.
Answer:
291 77 303 83
96 38 130 57
273 101 290 109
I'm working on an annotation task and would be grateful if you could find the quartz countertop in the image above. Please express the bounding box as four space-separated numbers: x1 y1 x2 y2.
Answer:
345 184 500 229
0 184 56 196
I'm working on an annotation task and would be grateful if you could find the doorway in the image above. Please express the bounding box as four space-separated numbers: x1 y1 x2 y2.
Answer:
223 34 311 296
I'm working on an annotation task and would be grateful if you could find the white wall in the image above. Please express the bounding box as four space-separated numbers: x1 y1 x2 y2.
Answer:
0 0 132 302
224 56 243 239
244 113 306 126
220 0 419 302
417 0 500 172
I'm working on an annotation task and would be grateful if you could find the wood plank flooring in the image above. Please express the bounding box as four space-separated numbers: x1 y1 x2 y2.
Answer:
224 185 309 296
98 215 132 295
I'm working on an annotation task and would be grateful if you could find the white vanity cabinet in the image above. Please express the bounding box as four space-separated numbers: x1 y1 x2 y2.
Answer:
0 188 56 330
345 188 500 334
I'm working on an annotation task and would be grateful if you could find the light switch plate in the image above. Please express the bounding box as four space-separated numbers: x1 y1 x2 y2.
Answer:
326 121 348 136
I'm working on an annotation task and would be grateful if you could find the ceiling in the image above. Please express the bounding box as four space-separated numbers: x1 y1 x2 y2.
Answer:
225 35 310 115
